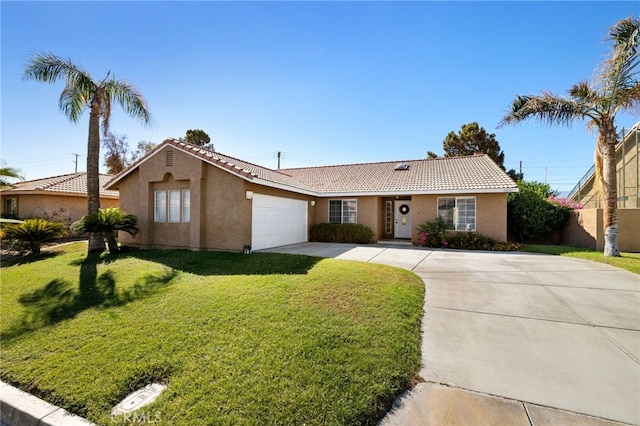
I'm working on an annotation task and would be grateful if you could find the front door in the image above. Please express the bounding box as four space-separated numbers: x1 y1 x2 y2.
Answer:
394 200 412 239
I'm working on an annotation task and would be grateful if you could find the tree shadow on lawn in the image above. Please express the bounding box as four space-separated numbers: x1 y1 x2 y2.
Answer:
119 247 322 276
0 250 62 267
4 252 176 341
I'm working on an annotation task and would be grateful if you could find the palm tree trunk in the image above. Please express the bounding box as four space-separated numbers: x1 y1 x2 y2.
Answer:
87 97 105 253
105 232 119 254
602 125 620 257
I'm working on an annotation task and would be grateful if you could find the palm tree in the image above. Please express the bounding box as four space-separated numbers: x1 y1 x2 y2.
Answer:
0 162 24 187
23 52 151 252
72 208 139 254
498 17 640 257
3 218 66 255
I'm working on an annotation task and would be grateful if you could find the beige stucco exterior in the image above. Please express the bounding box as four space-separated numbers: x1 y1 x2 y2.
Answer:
0 192 118 225
561 208 640 252
117 145 317 251
112 143 512 251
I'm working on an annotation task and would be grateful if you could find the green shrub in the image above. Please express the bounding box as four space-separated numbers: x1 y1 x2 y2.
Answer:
310 223 374 243
508 181 573 243
416 217 521 251
447 232 522 251
72 207 139 254
416 217 448 247
2 218 66 254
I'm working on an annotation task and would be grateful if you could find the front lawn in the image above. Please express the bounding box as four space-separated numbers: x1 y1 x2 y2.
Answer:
522 244 640 274
0 243 424 425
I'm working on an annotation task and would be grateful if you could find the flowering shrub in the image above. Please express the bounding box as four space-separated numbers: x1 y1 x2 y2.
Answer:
508 181 575 243
548 196 582 210
416 217 448 247
417 218 521 251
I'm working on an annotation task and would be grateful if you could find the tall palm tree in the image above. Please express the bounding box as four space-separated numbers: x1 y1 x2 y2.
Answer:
498 17 640 257
23 52 151 252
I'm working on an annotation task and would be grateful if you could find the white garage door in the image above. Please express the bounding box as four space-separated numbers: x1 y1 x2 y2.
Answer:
251 194 308 250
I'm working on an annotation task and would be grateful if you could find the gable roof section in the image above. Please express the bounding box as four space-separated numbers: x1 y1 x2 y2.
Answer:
107 139 518 196
1 172 119 198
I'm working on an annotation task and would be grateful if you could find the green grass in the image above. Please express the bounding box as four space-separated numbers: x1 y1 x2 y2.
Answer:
0 243 424 425
522 244 640 274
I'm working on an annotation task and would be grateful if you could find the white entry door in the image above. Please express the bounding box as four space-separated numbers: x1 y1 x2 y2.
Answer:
252 194 308 250
394 200 412 239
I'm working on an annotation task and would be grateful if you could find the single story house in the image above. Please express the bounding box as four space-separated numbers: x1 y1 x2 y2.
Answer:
106 139 517 251
0 172 119 225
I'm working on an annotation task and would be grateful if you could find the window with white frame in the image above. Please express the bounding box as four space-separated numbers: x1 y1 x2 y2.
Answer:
329 199 357 224
437 196 476 231
154 189 190 223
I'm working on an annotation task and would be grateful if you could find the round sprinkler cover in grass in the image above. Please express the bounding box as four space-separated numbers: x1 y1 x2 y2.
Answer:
111 383 166 417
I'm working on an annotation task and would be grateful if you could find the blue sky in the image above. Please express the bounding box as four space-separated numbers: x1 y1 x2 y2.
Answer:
1 1 638 193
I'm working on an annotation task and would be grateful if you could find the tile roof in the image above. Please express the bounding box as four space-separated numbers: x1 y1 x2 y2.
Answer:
1 172 119 198
108 139 517 195
168 140 316 192
281 154 518 194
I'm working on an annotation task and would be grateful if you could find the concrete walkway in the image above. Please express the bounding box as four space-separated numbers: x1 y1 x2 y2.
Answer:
261 243 640 425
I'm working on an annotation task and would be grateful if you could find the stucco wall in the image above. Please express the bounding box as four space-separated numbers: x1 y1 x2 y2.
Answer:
312 192 508 243
562 208 640 252
0 193 118 225
116 145 318 251
312 196 384 240
412 193 508 242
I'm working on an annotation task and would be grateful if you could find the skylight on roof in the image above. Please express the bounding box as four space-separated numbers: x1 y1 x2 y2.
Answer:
395 163 410 171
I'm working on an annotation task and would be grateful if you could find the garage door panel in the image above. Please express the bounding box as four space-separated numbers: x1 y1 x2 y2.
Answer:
252 194 308 250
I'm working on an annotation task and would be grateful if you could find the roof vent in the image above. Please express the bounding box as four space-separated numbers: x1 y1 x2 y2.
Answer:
395 163 410 171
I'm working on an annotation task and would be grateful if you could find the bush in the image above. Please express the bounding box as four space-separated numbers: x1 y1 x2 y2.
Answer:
416 217 448 248
72 207 139 254
416 218 520 251
310 223 374 244
2 218 66 254
447 232 522 251
508 181 574 243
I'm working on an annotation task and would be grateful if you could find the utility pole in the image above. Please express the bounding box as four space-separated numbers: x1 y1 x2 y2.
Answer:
73 153 80 173
519 160 522 176
277 151 281 170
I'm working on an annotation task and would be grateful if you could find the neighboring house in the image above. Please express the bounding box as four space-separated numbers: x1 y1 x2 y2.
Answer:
568 123 639 209
107 139 517 251
563 124 640 252
0 172 119 224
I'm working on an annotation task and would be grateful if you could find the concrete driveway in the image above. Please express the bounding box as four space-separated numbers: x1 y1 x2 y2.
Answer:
261 243 640 425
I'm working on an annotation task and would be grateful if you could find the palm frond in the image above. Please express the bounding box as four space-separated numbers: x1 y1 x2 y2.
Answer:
101 90 112 137
0 166 24 180
498 92 594 128
104 79 152 126
59 84 91 123
74 208 139 236
596 17 640 115
24 52 92 87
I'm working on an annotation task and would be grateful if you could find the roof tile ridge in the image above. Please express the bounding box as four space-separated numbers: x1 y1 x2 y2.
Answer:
173 140 259 178
173 139 299 180
37 172 85 190
18 172 82 187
